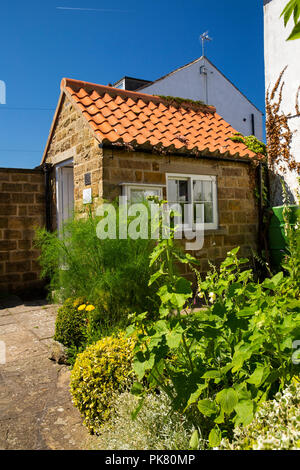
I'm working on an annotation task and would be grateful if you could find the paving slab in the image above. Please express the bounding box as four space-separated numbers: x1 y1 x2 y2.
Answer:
0 296 90 450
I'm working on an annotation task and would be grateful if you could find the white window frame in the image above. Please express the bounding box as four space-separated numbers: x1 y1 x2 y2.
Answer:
120 183 164 202
166 173 218 231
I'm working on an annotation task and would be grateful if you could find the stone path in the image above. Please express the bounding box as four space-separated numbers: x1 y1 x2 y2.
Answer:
0 296 90 450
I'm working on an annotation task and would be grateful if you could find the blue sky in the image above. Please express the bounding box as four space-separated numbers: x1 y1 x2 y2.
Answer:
0 0 265 169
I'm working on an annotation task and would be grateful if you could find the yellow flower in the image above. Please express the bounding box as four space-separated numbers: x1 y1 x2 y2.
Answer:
78 304 86 311
86 305 95 312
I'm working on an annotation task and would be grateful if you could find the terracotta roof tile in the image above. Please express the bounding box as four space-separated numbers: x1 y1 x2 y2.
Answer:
61 78 257 160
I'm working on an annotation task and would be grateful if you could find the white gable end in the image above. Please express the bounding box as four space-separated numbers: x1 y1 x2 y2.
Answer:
139 57 263 141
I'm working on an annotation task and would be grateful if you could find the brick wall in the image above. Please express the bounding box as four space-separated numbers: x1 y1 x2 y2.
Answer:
0 168 46 295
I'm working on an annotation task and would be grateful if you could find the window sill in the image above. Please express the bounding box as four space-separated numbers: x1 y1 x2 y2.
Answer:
204 227 227 236
177 226 226 237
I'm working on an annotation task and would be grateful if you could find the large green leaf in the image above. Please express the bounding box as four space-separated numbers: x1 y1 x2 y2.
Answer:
187 383 208 407
208 426 222 447
216 388 238 414
197 399 218 417
202 370 222 379
262 272 283 290
281 0 298 26
133 353 155 380
234 399 254 426
247 365 269 387
288 20 300 39
189 430 200 450
166 325 183 349
231 346 253 372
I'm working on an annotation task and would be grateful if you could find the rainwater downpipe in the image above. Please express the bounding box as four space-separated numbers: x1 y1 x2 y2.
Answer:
200 59 209 105
43 163 52 232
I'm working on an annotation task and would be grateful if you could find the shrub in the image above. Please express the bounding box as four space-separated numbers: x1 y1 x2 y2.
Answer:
35 207 158 326
219 382 300 450
54 297 88 347
129 238 300 446
70 333 135 433
89 391 197 450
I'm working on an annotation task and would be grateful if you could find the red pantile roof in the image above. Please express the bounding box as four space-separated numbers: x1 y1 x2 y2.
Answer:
42 78 258 163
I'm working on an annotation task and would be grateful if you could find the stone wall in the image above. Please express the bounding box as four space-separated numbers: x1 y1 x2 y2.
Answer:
0 168 46 295
45 95 103 220
102 148 258 274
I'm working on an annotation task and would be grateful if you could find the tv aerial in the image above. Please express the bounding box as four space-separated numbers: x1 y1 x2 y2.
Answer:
200 31 212 57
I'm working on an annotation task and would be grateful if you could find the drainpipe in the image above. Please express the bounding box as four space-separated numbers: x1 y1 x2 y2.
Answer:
251 114 255 136
258 163 264 249
42 163 52 232
258 162 272 271
200 59 209 105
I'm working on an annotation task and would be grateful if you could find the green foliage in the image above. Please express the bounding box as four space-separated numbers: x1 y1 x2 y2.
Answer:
89 390 198 450
128 231 300 446
280 194 300 290
35 207 157 325
158 95 208 110
70 333 135 434
54 297 88 347
220 382 300 450
281 0 300 40
230 133 267 156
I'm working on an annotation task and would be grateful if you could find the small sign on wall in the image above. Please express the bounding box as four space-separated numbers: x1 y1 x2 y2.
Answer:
84 172 91 186
83 187 92 204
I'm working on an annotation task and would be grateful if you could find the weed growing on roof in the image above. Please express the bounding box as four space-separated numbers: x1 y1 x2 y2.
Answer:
158 95 211 112
230 133 267 156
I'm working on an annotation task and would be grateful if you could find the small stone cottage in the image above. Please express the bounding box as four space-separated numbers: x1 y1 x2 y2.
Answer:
41 78 260 273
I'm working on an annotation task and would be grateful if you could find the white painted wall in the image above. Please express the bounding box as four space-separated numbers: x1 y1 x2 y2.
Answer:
264 0 300 203
139 57 263 140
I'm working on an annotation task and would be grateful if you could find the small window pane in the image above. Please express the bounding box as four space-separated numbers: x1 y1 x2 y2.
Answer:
204 202 213 223
202 181 213 202
168 179 188 202
130 188 161 202
168 179 178 202
193 180 212 202
193 202 213 223
178 180 188 202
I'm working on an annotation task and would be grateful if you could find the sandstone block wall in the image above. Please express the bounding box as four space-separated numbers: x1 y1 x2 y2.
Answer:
45 96 103 222
102 148 258 273
0 168 45 295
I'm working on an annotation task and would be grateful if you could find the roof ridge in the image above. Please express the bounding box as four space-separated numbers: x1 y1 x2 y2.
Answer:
61 78 216 114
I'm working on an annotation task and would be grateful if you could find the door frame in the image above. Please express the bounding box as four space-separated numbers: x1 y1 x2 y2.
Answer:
55 158 74 231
